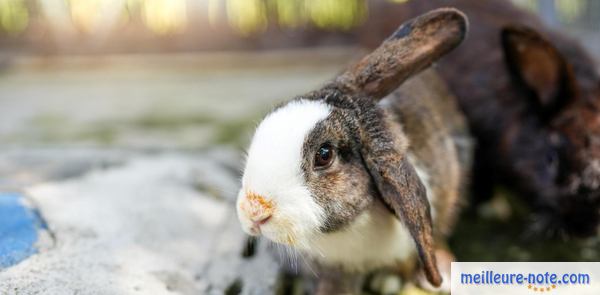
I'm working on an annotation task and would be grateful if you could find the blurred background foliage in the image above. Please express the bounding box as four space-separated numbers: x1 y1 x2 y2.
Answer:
0 0 598 54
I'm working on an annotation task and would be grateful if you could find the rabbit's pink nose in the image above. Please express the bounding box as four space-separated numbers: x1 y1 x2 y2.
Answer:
240 192 274 231
246 214 272 235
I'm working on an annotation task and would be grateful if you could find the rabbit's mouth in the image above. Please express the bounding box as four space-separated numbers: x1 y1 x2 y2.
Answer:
238 212 318 248
236 189 326 247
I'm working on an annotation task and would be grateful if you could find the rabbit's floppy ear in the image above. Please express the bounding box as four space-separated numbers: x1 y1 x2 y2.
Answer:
335 8 468 100
354 99 441 287
313 8 467 287
326 8 468 287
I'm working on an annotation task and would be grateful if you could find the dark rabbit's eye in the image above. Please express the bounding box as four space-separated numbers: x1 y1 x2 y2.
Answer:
314 144 334 169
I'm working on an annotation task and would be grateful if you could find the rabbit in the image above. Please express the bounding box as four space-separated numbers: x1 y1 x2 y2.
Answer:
236 8 469 294
354 0 600 237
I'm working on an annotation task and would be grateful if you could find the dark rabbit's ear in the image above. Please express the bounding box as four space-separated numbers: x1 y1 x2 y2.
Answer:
501 25 576 118
335 8 468 99
355 102 441 287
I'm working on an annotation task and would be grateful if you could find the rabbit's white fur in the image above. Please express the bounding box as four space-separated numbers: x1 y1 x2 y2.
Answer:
238 99 331 246
308 200 415 271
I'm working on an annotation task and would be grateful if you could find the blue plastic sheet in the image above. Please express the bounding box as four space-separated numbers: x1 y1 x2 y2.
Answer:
0 192 46 268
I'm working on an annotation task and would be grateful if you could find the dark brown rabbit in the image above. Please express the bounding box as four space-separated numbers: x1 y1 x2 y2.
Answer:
236 9 470 294
357 0 600 237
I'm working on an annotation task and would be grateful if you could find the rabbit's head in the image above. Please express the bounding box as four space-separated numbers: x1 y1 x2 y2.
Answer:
237 9 467 286
500 26 600 236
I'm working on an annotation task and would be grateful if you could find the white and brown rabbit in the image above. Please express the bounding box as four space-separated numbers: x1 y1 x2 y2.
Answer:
236 8 470 294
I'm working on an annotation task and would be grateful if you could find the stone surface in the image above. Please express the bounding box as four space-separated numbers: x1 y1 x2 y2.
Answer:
0 148 128 189
0 149 282 295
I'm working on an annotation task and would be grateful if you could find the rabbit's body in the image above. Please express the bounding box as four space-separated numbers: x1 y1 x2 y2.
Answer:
384 69 467 236
236 9 469 294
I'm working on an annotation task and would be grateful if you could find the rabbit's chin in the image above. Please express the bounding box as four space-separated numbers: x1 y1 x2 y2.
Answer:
300 200 417 272
256 218 321 248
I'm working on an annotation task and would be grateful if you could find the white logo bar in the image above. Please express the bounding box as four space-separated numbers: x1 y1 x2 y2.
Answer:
451 262 600 295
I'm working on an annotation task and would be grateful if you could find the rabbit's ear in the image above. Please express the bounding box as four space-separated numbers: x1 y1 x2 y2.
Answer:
501 25 576 118
356 103 441 287
335 8 467 100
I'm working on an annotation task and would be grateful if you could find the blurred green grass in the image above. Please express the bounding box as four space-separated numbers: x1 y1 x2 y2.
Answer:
450 189 600 262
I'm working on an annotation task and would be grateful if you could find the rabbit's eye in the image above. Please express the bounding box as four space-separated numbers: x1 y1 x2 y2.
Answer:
314 144 334 169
